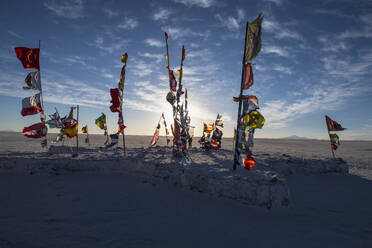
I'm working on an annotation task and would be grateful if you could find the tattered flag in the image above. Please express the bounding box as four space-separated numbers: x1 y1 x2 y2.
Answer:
14 47 40 70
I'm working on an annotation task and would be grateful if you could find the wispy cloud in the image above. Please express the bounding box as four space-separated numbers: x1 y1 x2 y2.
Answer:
263 18 303 41
215 9 246 32
138 52 163 63
103 7 119 18
339 14 372 39
262 45 292 57
162 26 210 39
172 0 217 8
145 38 163 48
44 0 84 19
263 0 284 6
272 65 292 74
89 36 129 54
118 17 139 30
153 7 173 21
8 30 23 39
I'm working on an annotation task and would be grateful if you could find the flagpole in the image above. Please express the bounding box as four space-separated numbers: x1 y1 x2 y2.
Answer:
328 130 335 159
120 57 127 158
73 105 79 157
233 22 249 170
87 125 90 146
38 40 47 148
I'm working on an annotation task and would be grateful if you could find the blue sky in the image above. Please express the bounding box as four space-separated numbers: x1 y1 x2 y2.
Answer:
1 0 372 140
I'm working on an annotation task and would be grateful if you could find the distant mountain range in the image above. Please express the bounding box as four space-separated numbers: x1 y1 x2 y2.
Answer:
280 135 313 140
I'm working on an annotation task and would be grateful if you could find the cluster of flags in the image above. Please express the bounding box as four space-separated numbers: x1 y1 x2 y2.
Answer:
164 32 193 157
233 13 265 170
199 114 224 149
325 115 346 156
15 46 48 146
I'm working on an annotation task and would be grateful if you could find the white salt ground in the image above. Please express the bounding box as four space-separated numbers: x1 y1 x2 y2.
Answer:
0 132 371 247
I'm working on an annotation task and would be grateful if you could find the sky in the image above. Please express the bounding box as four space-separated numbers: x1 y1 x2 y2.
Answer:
1 0 372 140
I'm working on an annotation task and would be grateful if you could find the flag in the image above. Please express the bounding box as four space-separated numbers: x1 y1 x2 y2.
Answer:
22 123 47 138
212 128 223 141
150 128 160 147
165 32 168 40
244 13 263 63
243 63 254 89
329 133 340 146
109 134 119 146
121 53 128 63
14 47 40 70
46 111 62 128
82 125 88 133
243 97 259 115
95 113 106 130
24 71 41 90
233 95 258 104
62 123 78 138
169 70 177 91
243 110 265 128
325 115 346 131
182 45 187 61
85 137 89 143
177 69 182 81
21 93 42 116
203 123 214 134
166 91 176 105
110 88 121 113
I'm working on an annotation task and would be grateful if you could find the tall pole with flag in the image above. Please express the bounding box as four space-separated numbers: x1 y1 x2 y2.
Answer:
119 53 128 157
233 13 264 170
15 41 48 146
325 115 346 159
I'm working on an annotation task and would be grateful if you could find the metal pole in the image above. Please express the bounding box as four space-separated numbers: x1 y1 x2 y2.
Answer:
233 22 249 170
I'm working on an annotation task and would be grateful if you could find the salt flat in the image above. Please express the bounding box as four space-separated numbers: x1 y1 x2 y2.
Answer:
0 132 371 247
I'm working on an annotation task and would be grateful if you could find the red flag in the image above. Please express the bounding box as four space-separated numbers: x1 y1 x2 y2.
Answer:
165 32 168 40
22 123 48 138
325 115 346 131
14 47 40 70
169 70 177 91
243 63 253 90
109 88 121 113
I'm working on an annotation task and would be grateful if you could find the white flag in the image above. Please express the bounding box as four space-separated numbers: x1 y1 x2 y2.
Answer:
21 93 42 116
24 71 41 90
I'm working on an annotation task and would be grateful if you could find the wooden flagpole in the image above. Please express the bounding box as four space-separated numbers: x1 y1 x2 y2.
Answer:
38 40 48 148
233 22 249 170
120 57 127 157
86 125 90 146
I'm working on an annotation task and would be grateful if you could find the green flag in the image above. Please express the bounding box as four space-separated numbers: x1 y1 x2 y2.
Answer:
95 113 106 130
244 13 263 63
329 133 340 145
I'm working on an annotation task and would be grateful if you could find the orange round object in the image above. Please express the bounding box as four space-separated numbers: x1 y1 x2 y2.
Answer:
244 155 255 170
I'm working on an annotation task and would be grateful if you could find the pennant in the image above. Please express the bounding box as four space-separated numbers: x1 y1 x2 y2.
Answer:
150 128 160 147
95 113 107 130
110 88 121 113
21 93 42 116
325 115 346 131
24 71 41 90
169 70 177 91
82 125 88 133
203 123 214 134
243 63 254 89
182 45 187 61
244 13 263 63
14 47 40 70
62 123 78 138
22 123 47 138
